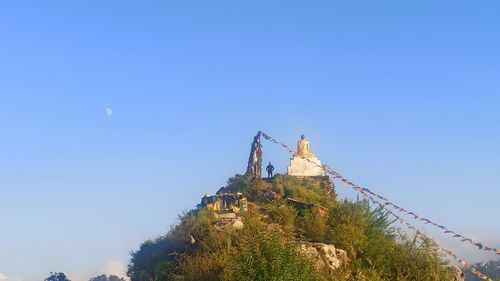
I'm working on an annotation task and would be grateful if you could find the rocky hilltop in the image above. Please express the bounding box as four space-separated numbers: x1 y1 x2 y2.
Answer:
464 260 500 281
127 174 461 281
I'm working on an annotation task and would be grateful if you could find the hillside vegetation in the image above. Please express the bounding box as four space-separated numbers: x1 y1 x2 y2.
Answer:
128 175 454 281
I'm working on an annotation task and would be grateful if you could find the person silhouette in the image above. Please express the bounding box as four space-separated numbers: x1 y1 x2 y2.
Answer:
266 162 275 178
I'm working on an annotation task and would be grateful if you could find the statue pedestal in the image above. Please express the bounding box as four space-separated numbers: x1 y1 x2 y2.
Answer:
287 156 325 177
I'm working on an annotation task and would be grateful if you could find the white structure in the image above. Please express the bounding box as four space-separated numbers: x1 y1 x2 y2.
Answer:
287 156 325 177
287 135 325 177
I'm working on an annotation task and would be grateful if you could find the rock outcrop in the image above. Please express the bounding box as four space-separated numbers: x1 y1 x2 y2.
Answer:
299 242 348 271
451 266 465 281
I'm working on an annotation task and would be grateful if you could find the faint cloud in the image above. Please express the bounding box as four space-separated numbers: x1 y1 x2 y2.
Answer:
436 228 500 263
0 273 22 281
106 108 113 117
67 272 87 281
66 260 129 281
97 261 128 280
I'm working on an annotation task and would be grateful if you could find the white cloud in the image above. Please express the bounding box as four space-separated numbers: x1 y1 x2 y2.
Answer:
66 260 129 281
0 273 6 281
97 261 129 280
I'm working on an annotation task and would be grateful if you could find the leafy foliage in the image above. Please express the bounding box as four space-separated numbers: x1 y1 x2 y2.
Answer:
264 200 297 232
222 218 318 281
89 275 126 281
297 208 328 242
45 272 71 281
273 175 336 208
325 199 452 280
128 175 455 281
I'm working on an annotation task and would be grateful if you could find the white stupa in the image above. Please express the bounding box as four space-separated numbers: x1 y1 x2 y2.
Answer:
287 135 325 177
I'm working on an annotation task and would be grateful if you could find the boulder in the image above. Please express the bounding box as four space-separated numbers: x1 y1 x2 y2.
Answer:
299 242 348 271
232 219 244 230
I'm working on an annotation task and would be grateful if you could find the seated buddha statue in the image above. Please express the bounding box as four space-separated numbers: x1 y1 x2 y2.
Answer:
296 134 316 158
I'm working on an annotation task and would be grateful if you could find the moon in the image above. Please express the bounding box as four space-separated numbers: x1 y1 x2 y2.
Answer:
106 108 113 117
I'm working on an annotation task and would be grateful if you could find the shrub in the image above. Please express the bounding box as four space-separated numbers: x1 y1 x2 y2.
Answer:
264 200 297 232
128 175 455 281
222 217 319 281
296 208 328 242
280 176 335 208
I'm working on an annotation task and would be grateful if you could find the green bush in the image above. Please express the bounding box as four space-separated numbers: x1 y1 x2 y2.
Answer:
264 200 297 232
128 175 455 281
296 208 328 242
225 174 268 202
222 216 319 281
280 175 335 208
325 199 453 280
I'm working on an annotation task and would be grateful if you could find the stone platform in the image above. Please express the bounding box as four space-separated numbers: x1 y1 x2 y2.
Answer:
287 156 325 177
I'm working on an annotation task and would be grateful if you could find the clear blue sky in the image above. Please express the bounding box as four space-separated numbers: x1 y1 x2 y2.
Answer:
1 1 499 280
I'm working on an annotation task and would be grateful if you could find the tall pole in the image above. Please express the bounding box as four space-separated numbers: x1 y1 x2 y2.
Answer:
245 131 263 179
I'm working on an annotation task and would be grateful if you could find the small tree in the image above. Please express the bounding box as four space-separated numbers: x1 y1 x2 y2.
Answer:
45 272 71 281
89 274 126 281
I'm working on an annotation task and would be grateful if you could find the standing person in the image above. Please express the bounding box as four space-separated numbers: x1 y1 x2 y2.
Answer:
266 162 275 178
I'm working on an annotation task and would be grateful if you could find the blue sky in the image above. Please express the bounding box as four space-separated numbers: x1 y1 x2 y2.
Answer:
1 1 499 280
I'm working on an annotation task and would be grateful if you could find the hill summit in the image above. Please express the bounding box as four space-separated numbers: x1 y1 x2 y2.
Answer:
127 174 459 281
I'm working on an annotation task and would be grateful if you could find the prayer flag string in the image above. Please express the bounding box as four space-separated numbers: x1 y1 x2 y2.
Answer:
260 131 496 281
355 188 493 281
260 132 498 255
